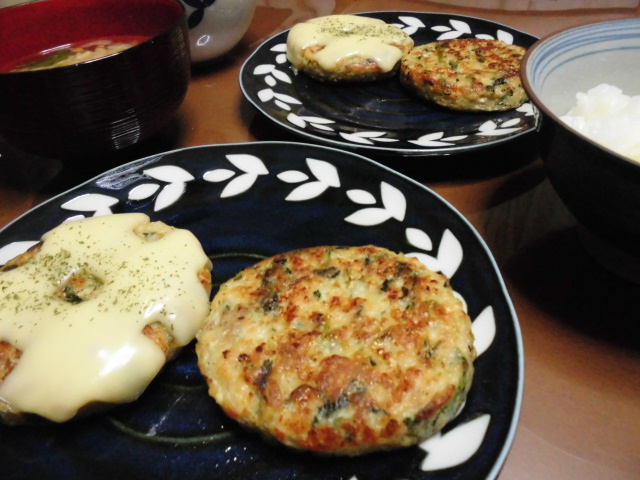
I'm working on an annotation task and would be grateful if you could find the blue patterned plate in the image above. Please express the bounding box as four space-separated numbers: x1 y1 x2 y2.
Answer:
0 142 522 480
240 11 537 156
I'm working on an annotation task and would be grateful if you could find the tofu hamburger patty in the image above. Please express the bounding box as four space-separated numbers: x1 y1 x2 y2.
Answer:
399 38 527 111
196 245 476 455
0 214 212 424
286 15 414 83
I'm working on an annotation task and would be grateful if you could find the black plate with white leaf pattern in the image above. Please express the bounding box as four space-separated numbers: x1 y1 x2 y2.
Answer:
0 142 522 480
240 11 537 156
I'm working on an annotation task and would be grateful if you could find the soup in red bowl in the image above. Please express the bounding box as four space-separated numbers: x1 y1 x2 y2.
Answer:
0 0 190 160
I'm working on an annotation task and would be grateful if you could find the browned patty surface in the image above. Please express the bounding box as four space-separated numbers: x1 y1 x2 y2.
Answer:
400 38 527 111
196 245 476 455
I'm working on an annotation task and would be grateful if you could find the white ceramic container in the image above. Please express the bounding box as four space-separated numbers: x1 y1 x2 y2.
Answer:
179 0 257 62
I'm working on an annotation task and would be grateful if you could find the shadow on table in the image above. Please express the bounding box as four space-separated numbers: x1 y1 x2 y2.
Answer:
504 225 640 350
0 115 185 196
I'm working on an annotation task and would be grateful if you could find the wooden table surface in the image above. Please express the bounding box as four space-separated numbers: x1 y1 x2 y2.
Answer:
1 1 639 479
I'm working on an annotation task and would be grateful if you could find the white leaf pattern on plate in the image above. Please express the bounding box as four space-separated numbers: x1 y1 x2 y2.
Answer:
279 158 340 201
344 182 406 225
346 189 377 205
226 154 270 175
253 64 276 76
343 207 395 226
517 103 535 116
408 132 468 147
61 193 119 217
406 227 434 252
472 306 497 356
419 414 491 471
396 15 426 35
339 131 398 145
274 92 301 104
285 182 330 201
432 19 472 40
270 43 289 65
287 113 336 131
204 154 269 198
144 165 195 183
497 30 515 43
140 166 196 211
253 63 292 86
128 183 161 201
202 169 236 183
277 170 309 183
407 229 463 279
154 182 188 211
380 181 406 221
258 89 302 108
477 118 523 136
272 69 292 83
307 158 340 186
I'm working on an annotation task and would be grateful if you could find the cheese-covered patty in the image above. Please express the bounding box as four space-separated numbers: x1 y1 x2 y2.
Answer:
286 15 414 82
196 245 475 455
0 213 212 424
400 38 527 111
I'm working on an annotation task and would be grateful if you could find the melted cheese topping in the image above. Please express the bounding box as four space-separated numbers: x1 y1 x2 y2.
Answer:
286 15 411 73
0 213 211 422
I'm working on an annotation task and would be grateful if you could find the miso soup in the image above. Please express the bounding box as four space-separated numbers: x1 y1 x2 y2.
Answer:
8 36 147 72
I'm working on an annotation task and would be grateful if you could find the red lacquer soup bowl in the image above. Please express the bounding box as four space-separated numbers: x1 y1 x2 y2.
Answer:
0 0 190 160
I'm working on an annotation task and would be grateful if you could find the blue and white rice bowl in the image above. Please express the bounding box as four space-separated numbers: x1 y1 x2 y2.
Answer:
521 19 640 268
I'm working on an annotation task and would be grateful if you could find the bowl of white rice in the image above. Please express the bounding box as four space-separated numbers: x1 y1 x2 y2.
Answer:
521 19 640 257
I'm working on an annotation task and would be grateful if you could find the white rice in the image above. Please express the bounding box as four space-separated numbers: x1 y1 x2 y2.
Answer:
560 83 640 162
